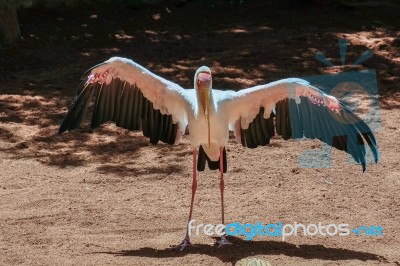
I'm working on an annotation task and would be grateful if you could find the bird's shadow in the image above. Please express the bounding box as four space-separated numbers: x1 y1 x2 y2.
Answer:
94 236 391 265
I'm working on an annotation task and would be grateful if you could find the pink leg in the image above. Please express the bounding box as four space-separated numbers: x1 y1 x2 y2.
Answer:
219 147 225 225
188 148 198 225
178 148 197 251
217 147 231 247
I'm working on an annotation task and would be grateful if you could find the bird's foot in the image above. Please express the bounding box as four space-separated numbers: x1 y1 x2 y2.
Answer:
216 235 232 248
176 236 192 251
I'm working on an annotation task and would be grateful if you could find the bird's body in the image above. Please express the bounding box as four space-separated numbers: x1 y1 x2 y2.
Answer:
186 89 232 160
59 57 379 250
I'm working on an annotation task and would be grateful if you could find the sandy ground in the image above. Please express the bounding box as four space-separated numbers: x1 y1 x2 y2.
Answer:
0 1 399 265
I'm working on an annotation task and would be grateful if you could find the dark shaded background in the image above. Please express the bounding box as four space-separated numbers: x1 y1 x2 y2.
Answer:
1 1 399 100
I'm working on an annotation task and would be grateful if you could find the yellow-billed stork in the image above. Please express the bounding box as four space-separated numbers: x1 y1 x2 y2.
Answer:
59 57 379 250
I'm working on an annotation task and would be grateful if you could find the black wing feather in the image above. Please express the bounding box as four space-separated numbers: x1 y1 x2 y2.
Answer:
59 78 178 146
239 96 379 171
59 83 94 134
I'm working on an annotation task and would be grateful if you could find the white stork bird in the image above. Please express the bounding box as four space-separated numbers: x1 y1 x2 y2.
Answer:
59 57 379 250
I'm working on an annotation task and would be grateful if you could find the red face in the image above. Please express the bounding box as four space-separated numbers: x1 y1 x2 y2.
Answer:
196 72 212 90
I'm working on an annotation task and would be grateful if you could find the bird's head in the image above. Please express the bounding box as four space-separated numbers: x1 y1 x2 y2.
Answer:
195 66 212 147
195 66 212 91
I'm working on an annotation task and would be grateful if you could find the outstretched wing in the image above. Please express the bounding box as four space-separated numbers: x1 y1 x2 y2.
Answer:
59 57 190 145
221 78 379 171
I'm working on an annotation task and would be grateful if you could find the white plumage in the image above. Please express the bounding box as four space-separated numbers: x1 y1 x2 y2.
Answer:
59 56 379 250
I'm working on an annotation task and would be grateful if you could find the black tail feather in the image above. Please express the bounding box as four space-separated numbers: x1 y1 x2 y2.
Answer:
197 145 227 173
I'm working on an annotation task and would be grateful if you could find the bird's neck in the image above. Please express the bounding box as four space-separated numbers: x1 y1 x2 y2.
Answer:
196 87 215 115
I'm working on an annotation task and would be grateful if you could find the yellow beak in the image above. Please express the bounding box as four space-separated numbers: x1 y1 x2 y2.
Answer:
199 87 211 148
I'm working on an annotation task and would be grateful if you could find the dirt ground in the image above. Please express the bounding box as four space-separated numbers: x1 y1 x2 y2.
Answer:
0 1 399 265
